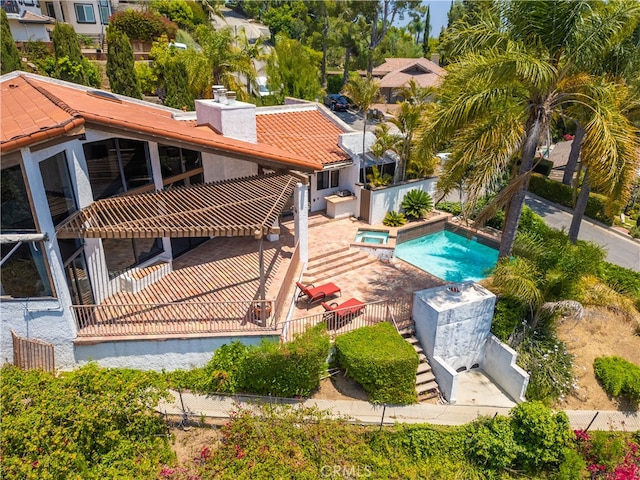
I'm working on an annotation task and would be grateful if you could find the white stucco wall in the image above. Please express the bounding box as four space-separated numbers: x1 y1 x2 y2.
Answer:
74 335 278 370
482 335 529 403
195 99 257 143
430 355 458 404
7 21 50 42
412 283 496 372
202 153 257 182
367 178 438 225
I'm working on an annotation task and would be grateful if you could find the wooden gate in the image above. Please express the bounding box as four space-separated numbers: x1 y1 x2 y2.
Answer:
11 331 55 372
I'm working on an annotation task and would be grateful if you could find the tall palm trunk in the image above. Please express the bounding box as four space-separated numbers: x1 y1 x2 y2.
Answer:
321 14 328 89
499 109 544 258
568 170 591 244
342 47 351 87
562 123 585 186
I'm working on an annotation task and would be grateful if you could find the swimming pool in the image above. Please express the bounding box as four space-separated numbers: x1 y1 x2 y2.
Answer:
354 230 389 245
394 230 498 282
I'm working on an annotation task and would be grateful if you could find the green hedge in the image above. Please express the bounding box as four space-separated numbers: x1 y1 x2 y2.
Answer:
593 356 640 406
528 174 615 226
598 262 640 306
239 323 330 398
335 322 418 404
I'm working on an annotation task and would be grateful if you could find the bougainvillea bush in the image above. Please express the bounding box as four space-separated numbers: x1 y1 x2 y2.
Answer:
1 364 173 479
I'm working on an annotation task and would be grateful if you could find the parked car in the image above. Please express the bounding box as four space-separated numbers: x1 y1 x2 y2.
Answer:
324 94 350 111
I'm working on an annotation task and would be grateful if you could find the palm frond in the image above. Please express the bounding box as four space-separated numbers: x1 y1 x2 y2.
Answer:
472 171 531 227
491 257 544 309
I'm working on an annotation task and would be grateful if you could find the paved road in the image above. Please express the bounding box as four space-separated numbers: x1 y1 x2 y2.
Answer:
525 194 640 272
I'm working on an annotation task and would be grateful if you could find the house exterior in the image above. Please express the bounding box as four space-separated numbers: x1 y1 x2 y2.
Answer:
1 0 113 43
1 72 331 371
371 57 447 104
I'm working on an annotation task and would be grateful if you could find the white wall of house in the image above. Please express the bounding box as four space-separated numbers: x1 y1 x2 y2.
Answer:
54 0 109 39
202 153 257 182
6 20 50 42
74 334 278 370
1 144 79 370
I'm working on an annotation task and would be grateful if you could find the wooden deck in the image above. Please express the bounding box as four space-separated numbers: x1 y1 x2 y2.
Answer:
74 225 296 338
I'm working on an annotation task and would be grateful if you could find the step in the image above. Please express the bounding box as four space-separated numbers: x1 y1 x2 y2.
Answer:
302 255 372 285
308 246 350 263
418 389 439 402
412 344 424 354
398 328 414 337
416 362 432 375
405 336 420 345
305 250 368 278
416 371 436 385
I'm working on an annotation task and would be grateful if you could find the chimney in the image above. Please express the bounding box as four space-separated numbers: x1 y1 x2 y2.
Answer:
195 95 257 143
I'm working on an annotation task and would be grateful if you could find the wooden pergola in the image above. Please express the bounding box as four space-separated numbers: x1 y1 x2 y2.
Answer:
56 173 301 315
56 173 299 241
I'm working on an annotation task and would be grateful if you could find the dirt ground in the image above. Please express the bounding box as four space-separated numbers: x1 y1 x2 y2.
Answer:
555 307 640 411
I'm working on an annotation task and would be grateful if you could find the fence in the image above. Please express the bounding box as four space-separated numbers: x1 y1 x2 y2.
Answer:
281 294 413 342
11 330 55 372
72 299 279 337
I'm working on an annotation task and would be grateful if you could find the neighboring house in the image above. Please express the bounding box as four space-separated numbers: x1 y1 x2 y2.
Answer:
2 1 55 42
1 0 113 43
1 72 323 371
371 57 447 104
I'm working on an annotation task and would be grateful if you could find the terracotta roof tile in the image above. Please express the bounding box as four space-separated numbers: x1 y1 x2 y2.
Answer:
1 76 83 150
256 109 351 168
0 74 322 172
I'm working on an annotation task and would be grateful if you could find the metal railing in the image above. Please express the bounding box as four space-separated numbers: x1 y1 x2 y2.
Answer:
281 294 413 342
72 299 279 337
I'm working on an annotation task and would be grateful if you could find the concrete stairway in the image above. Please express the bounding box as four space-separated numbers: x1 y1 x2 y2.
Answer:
301 246 371 285
398 324 439 401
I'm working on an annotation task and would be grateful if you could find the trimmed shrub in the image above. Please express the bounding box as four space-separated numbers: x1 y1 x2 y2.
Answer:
106 26 142 99
510 401 573 472
436 201 462 216
593 356 640 406
383 210 406 227
1 10 21 74
598 262 640 306
110 9 178 42
528 174 616 225
335 322 418 404
401 189 433 220
52 22 83 63
239 323 330 398
533 158 554 177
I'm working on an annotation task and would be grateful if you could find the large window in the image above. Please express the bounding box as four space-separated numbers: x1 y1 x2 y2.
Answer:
102 238 163 279
40 151 77 226
59 239 94 305
316 170 340 191
98 0 110 24
1 164 53 298
74 3 95 23
83 138 153 200
158 145 203 188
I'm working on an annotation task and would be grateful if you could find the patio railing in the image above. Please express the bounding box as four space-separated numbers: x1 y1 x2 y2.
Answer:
272 241 302 323
72 299 279 337
280 294 414 342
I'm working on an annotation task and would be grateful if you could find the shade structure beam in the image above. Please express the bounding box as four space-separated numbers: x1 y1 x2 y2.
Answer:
56 173 297 240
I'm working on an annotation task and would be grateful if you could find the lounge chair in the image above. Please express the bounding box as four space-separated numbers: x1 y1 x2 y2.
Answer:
296 281 341 304
321 298 365 329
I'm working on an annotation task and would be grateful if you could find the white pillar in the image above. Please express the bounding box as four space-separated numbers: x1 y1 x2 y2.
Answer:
294 182 309 263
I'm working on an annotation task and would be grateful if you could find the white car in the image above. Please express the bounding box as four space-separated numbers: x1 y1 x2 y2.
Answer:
255 76 272 97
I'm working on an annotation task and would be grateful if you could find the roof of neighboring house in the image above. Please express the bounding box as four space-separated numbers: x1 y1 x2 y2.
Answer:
372 57 446 89
0 73 321 172
256 105 352 168
16 11 55 23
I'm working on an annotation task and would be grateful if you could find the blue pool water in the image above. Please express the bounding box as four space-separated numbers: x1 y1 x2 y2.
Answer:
355 230 389 245
394 230 499 282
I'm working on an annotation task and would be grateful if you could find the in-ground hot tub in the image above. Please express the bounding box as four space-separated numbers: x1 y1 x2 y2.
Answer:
354 229 389 245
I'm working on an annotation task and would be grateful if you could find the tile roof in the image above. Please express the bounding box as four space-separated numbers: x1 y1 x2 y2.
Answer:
0 73 322 172
373 57 446 89
256 108 351 168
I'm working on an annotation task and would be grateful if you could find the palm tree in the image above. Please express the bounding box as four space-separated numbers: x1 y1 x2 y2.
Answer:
196 25 258 99
342 74 382 187
417 0 640 259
